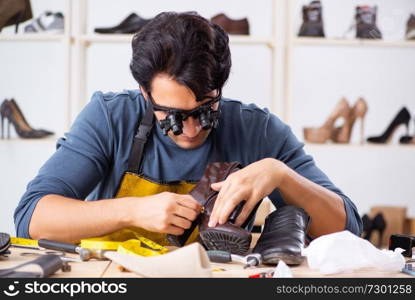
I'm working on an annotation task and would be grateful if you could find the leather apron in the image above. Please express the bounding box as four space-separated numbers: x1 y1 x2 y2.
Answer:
114 103 201 246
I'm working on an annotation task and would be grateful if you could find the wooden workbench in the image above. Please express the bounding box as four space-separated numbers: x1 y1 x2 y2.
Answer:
1 241 411 278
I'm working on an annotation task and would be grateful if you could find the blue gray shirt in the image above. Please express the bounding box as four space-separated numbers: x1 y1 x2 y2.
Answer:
14 90 362 238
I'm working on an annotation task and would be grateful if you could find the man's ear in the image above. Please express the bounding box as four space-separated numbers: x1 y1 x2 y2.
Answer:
139 86 148 101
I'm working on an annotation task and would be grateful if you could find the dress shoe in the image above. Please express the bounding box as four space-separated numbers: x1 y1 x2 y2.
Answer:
298 0 325 37
94 13 151 34
303 98 351 143
167 162 254 256
355 6 382 39
210 13 249 35
367 107 411 144
252 205 310 265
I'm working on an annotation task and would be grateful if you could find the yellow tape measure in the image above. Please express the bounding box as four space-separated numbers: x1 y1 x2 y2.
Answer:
10 237 38 247
11 229 168 258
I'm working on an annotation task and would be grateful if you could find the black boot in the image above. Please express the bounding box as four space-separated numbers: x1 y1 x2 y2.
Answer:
252 205 311 265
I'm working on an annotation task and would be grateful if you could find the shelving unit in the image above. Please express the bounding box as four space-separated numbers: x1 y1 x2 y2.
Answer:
293 37 415 48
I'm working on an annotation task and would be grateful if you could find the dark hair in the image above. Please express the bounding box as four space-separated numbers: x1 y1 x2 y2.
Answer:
130 11 231 101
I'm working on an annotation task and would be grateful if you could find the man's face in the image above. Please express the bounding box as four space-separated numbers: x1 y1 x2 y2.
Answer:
142 74 219 150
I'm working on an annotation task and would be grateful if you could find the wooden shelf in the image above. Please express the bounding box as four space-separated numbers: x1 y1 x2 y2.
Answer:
79 34 275 47
0 137 58 144
293 37 415 48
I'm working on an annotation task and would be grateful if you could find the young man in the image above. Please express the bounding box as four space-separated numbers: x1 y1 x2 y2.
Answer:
14 12 361 244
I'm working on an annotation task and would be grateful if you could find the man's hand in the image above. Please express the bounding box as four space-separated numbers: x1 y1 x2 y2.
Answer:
208 158 287 227
128 192 202 235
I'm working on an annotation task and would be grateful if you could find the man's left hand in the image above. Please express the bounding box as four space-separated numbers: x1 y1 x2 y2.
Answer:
208 158 287 227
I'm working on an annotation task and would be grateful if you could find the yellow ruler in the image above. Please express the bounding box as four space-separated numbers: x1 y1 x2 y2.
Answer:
10 237 38 247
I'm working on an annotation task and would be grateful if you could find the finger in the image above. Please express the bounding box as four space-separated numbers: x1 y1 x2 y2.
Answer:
173 204 199 222
209 181 233 227
235 196 258 227
177 195 202 212
210 181 224 191
164 225 185 236
217 189 249 225
170 215 192 230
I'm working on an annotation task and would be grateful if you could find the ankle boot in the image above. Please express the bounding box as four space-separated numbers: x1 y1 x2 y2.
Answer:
298 0 325 37
355 6 382 39
167 162 254 256
252 205 311 265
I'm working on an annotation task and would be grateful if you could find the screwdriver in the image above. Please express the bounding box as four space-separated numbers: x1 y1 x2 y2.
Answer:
207 250 262 268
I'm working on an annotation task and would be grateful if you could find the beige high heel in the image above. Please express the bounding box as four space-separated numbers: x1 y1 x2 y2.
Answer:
303 98 351 144
332 97 368 144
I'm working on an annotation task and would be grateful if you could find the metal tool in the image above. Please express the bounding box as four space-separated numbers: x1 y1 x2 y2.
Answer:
20 251 81 263
206 250 262 268
38 239 93 261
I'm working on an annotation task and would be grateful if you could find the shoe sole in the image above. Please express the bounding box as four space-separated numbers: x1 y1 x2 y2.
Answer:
199 229 251 256
262 252 305 266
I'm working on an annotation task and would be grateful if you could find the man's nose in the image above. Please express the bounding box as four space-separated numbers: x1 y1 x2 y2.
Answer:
182 117 202 138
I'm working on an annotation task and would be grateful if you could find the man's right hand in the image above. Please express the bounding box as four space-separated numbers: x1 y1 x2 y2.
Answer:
127 192 202 235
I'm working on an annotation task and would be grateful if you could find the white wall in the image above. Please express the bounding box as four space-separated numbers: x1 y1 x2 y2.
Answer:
0 0 414 235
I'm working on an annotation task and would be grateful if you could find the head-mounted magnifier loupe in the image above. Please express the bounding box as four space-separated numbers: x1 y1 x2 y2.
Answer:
148 92 221 136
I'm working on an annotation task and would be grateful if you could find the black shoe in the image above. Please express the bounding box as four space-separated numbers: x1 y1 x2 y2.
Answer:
356 6 382 39
400 118 415 144
367 107 411 144
94 13 151 34
298 0 325 37
252 206 311 266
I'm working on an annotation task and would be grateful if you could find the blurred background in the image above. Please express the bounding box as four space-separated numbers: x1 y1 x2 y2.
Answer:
0 0 414 247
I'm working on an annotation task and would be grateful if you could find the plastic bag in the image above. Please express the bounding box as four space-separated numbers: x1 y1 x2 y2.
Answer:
302 230 405 275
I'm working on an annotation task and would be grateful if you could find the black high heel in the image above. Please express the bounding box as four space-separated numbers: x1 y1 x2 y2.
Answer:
367 107 411 144
0 99 52 139
371 213 386 248
400 118 415 144
361 214 373 241
0 0 33 33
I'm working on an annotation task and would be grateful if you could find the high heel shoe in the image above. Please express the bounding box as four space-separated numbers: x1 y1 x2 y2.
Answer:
371 213 386 248
367 107 411 144
331 97 368 144
9 99 54 136
399 118 415 144
303 98 350 143
0 99 52 139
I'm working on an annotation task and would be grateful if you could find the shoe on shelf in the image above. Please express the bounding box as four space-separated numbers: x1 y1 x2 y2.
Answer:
167 162 254 256
252 205 311 266
0 99 54 139
24 11 64 34
400 118 415 144
210 13 249 35
298 0 325 37
367 107 411 144
331 97 368 144
0 0 33 33
94 13 151 34
406 14 415 40
303 98 351 144
355 6 382 39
